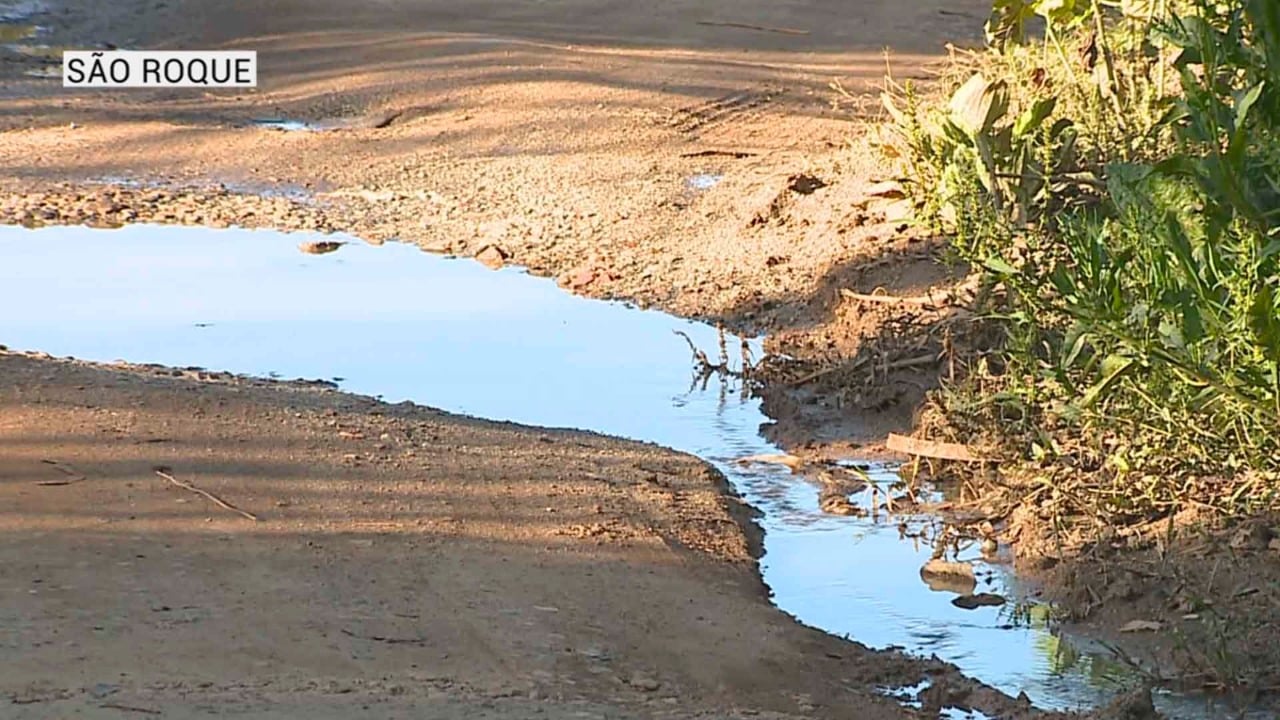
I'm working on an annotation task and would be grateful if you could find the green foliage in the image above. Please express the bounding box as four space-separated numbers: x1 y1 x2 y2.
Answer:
885 0 1280 519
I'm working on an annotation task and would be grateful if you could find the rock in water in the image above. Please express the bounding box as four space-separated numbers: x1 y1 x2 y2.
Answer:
920 559 977 595
951 593 1007 610
298 240 343 255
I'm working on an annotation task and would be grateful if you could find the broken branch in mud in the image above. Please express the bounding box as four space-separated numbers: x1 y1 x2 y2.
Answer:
153 466 259 521
35 459 86 486
674 329 753 379
886 433 989 463
696 20 810 35
674 330 714 368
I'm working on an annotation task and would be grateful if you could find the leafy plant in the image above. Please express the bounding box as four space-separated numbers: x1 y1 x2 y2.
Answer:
883 0 1280 520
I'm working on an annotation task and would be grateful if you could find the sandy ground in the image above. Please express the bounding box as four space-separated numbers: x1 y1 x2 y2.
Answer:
0 352 1053 719
0 0 989 453
0 0 1205 716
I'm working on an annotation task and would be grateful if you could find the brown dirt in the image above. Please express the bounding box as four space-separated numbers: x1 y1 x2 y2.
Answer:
0 351 1055 719
1005 502 1280 708
0 0 1196 716
0 0 984 452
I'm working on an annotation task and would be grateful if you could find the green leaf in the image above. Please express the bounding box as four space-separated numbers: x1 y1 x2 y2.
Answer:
1032 0 1093 27
1013 98 1056 139
986 0 1037 48
1061 326 1090 370
1106 163 1155 214
1249 285 1280 360
1081 355 1137 408
1235 82 1265 133
984 255 1019 275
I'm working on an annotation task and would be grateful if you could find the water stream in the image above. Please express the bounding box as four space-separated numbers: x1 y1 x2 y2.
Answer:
0 224 1241 718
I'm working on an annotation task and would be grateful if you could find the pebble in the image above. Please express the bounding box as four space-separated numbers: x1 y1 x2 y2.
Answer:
628 673 660 692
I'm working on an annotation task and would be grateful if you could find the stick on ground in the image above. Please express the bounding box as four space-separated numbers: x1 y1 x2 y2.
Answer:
696 20 809 35
153 467 259 521
36 459 86 486
98 703 161 715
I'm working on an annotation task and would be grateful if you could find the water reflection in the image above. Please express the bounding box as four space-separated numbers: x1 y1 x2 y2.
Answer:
0 223 1184 714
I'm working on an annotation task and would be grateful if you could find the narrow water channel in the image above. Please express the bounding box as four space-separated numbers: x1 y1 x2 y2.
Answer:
0 224 1237 718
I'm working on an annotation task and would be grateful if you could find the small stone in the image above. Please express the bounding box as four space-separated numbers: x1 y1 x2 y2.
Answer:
951 593 1007 610
920 559 977 595
628 673 661 692
89 683 120 699
475 244 508 270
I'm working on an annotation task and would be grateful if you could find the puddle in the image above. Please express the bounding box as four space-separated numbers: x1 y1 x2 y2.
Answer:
249 116 377 133
0 224 1259 719
685 173 723 191
251 118 319 132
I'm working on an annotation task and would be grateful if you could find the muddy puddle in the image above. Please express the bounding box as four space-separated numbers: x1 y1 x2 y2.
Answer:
0 224 1250 719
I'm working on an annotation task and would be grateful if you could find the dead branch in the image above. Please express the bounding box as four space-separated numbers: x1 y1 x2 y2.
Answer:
99 703 161 715
696 20 809 35
153 467 258 521
886 433 990 463
673 330 713 368
36 459 86 486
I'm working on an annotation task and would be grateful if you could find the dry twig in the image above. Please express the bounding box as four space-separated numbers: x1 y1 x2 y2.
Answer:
36 459 86 486
153 466 258 521
99 703 161 715
696 20 809 35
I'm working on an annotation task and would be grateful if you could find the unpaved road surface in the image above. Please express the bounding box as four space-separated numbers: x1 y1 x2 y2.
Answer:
0 1 1065 718
0 0 991 451
0 353 1047 719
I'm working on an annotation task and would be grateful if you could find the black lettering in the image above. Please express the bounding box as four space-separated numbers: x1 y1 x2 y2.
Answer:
142 58 160 84
210 58 231 85
234 57 251 85
108 58 129 84
87 53 108 84
163 59 184 84
187 58 208 85
67 57 85 84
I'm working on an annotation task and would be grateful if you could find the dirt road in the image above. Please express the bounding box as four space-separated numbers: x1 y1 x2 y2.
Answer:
0 1 1050 718
0 353 1046 719
1 0 992 450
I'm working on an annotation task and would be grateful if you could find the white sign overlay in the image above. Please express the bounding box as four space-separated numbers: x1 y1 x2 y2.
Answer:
63 51 257 88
